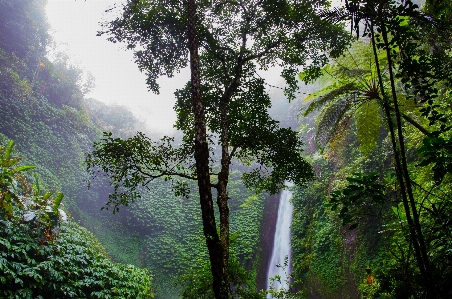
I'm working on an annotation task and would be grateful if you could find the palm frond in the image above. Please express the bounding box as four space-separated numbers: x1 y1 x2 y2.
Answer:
355 100 382 156
315 95 354 149
327 116 353 161
335 67 367 79
303 83 357 116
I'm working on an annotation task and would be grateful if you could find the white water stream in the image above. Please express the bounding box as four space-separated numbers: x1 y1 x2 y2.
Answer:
266 183 294 297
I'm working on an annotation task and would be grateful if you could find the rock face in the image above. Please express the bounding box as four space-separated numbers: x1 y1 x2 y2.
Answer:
256 194 280 292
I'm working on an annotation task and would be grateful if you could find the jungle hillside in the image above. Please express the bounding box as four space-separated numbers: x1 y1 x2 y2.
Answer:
1 0 451 299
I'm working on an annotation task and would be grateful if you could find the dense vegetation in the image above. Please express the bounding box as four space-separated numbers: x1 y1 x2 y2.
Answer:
289 1 452 298
0 0 451 298
0 141 153 298
0 1 270 298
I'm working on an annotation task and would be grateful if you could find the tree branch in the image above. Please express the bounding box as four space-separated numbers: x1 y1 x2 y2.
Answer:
229 145 239 161
244 39 282 62
388 107 432 137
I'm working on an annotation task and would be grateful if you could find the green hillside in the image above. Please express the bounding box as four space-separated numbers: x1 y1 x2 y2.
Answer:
0 1 267 297
1 0 451 298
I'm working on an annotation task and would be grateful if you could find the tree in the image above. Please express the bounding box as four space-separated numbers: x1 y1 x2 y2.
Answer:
299 40 432 155
0 0 50 64
348 2 450 298
87 1 350 297
300 0 452 297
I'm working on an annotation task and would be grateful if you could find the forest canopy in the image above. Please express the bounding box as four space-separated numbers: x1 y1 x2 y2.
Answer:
1 0 452 298
88 1 351 298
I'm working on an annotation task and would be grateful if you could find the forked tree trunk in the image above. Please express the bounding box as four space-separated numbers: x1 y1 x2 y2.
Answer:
187 0 229 298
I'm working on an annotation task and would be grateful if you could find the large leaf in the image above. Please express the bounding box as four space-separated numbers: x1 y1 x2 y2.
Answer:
303 83 357 116
355 100 381 156
315 96 353 149
4 140 13 161
14 165 36 172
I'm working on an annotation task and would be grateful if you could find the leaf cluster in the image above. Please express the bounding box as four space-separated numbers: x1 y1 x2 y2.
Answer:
418 137 452 184
328 172 386 229
86 132 195 212
0 140 154 299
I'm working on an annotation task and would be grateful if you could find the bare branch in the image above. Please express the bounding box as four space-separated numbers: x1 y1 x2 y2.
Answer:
244 39 282 62
229 145 239 161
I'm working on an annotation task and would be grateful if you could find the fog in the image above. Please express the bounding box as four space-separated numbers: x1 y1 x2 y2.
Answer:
46 0 313 137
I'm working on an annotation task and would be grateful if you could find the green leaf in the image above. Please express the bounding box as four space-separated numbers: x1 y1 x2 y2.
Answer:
4 140 14 161
53 193 64 211
355 101 381 156
14 165 36 172
42 192 51 201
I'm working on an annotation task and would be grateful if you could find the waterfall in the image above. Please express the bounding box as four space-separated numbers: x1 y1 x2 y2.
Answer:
266 183 294 297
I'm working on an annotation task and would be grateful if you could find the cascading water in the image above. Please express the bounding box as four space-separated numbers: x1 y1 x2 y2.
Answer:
266 182 294 297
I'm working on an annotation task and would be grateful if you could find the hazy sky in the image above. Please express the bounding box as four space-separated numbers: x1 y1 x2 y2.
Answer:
45 0 289 134
46 0 188 134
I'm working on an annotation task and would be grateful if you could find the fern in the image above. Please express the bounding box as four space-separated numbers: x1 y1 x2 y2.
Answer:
335 67 367 79
303 83 357 116
315 96 354 149
355 100 381 156
328 116 352 160
300 41 389 153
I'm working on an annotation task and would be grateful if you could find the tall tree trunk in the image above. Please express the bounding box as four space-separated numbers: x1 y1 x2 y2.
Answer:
370 23 423 274
216 58 244 295
380 23 434 298
218 95 230 293
187 1 229 298
370 10 434 296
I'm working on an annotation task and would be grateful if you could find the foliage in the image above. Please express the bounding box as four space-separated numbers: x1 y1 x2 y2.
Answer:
93 1 351 297
418 137 452 184
86 132 194 212
178 251 263 299
328 172 386 229
345 1 452 297
291 178 348 298
0 140 153 299
295 1 452 297
0 5 156 293
299 41 389 155
355 101 381 156
265 256 305 299
292 101 416 298
357 281 381 299
0 140 35 216
0 0 50 63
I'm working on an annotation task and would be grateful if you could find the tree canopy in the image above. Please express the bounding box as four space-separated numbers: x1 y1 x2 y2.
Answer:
298 0 452 297
88 0 351 298
0 0 50 63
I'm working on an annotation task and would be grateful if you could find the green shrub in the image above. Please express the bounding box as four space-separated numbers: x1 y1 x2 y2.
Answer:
0 140 153 298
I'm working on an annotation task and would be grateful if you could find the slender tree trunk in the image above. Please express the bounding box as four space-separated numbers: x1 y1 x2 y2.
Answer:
370 10 434 296
216 59 244 294
380 23 434 298
218 96 230 292
187 1 228 298
370 18 428 288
